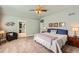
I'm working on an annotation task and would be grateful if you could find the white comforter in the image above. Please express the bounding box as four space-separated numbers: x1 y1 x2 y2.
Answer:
34 33 67 53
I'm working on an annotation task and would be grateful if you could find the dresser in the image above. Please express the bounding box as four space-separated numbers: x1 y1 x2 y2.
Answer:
68 36 79 48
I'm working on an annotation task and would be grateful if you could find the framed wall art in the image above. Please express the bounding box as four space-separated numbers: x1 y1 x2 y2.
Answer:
59 22 65 27
6 22 15 26
48 22 65 28
49 23 53 27
54 23 58 27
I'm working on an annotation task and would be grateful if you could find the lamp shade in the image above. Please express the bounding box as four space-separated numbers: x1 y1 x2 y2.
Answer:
72 27 79 32
35 10 42 14
0 30 5 34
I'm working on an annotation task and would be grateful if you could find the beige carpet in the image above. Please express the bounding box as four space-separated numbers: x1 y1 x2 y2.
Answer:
0 37 52 53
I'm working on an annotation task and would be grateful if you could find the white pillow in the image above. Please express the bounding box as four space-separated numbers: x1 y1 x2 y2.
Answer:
9 33 13 36
50 30 57 34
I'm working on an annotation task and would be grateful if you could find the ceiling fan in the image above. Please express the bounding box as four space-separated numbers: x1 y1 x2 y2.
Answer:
30 5 47 14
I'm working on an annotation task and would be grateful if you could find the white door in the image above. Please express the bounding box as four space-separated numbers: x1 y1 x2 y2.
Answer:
18 21 27 38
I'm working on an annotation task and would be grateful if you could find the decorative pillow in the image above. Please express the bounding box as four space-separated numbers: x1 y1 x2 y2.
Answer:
47 29 57 33
9 33 13 36
57 29 68 35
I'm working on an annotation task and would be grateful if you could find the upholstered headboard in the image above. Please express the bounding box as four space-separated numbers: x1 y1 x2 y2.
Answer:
47 28 68 35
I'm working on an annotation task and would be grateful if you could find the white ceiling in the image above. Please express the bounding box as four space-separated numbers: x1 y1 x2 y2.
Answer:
1 5 79 20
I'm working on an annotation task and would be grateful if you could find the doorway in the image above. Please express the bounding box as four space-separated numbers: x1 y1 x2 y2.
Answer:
18 21 27 38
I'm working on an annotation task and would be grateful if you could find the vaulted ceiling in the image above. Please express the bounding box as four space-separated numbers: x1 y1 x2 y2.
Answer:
1 5 79 20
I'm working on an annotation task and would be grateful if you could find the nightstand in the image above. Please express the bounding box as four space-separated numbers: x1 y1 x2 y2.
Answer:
68 36 79 48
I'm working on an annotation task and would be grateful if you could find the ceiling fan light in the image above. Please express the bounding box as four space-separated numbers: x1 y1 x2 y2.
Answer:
35 10 42 14
38 11 42 14
35 11 38 14
33 5 47 14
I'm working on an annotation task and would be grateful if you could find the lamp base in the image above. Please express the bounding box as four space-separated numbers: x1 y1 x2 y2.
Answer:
74 31 77 39
74 35 77 39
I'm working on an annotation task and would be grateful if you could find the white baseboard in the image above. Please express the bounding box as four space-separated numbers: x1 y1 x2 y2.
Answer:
27 34 34 37
18 33 34 37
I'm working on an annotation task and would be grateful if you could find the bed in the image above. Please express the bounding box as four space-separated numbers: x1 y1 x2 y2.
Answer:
34 29 68 53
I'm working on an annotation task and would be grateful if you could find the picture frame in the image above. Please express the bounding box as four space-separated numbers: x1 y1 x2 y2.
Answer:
6 22 15 26
49 22 65 27
54 23 58 27
49 23 53 27
59 22 65 27
49 23 58 27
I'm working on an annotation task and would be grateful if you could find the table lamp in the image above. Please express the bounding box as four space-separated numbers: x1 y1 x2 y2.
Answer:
72 27 79 38
0 30 5 34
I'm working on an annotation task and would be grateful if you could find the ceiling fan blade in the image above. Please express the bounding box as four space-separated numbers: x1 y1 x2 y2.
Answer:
41 10 47 12
29 9 35 11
